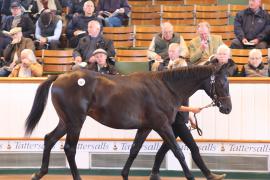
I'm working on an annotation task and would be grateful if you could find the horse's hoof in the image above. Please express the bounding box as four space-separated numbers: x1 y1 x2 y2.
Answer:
207 173 226 180
149 173 161 180
31 173 40 180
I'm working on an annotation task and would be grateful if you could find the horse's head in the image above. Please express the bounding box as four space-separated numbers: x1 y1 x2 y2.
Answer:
203 64 232 114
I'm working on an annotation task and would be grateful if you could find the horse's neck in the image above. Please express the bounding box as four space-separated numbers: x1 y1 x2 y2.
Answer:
164 73 210 102
177 79 203 101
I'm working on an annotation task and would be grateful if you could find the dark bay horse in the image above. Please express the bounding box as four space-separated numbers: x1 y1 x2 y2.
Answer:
25 65 231 180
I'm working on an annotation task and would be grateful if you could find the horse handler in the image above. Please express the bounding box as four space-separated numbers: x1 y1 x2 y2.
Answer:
150 43 226 180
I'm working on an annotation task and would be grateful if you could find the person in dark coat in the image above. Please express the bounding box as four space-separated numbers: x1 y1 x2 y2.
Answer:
66 0 102 48
87 48 118 75
65 0 88 20
1 1 35 38
73 20 115 68
231 0 270 49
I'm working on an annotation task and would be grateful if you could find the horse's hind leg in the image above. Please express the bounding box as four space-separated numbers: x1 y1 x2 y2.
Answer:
121 128 151 180
64 123 84 180
149 142 170 180
32 121 66 180
156 125 194 180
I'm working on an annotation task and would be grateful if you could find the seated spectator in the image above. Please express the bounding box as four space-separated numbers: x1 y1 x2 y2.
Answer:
231 0 270 49
66 0 88 20
151 43 187 71
35 9 62 49
73 20 115 68
148 22 189 70
87 48 118 75
242 49 269 77
9 48 43 77
205 44 237 76
0 27 35 76
1 1 35 38
96 0 130 27
32 0 62 16
67 0 102 48
188 21 223 65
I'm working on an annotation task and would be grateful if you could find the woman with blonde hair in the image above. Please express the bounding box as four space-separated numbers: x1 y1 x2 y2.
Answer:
243 49 269 77
9 49 43 77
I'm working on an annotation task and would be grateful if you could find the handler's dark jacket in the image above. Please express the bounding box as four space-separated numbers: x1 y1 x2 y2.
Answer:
174 99 189 125
1 13 35 38
73 34 115 62
205 58 238 77
234 7 270 42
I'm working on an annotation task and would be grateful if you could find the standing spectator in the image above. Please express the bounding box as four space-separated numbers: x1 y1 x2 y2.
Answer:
96 0 130 27
188 21 223 65
87 48 118 74
242 49 269 77
9 48 43 77
73 20 115 67
205 44 237 76
231 0 270 49
1 1 35 38
35 9 62 49
67 0 101 48
148 22 189 71
0 27 35 76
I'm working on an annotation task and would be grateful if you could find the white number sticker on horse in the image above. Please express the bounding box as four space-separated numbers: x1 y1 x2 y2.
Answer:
78 78 86 86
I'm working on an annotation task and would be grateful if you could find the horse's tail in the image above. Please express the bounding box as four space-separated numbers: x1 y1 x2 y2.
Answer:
25 75 58 136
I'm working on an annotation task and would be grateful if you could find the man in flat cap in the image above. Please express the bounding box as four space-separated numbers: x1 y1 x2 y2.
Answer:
87 48 118 75
1 1 35 38
0 27 35 76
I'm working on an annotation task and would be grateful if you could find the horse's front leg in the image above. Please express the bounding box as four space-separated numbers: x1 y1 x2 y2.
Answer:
121 128 151 180
156 124 194 180
32 121 66 180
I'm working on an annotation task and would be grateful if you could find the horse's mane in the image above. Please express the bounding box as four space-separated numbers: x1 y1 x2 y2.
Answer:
157 65 215 82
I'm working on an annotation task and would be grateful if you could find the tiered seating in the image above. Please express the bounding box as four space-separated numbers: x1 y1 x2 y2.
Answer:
35 49 74 75
210 25 234 46
184 0 217 5
103 27 134 49
195 5 229 25
116 48 148 62
134 25 160 47
115 48 149 74
155 0 184 5
128 0 153 6
174 25 196 42
231 49 268 72
162 5 195 25
130 5 161 25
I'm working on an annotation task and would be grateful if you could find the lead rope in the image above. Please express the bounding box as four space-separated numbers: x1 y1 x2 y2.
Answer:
191 101 216 136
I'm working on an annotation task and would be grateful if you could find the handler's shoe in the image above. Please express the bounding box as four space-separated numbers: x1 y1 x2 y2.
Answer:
207 173 226 180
